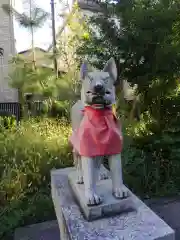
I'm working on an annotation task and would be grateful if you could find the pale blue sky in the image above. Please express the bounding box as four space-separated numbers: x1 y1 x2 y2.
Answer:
14 0 65 52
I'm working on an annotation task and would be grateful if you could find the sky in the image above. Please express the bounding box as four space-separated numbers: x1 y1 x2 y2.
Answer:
14 0 65 52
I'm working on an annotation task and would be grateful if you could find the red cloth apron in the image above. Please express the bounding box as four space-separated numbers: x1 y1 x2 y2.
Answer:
70 106 123 157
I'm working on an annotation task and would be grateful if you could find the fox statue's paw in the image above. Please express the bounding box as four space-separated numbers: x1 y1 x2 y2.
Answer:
85 191 102 206
113 186 129 199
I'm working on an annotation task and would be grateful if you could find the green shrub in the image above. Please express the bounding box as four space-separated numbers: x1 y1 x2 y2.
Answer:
0 190 55 240
0 118 72 240
40 100 49 116
50 100 71 120
122 91 180 198
0 114 17 130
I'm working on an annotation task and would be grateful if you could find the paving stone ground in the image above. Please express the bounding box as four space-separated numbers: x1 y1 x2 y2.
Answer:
14 198 180 240
14 220 60 240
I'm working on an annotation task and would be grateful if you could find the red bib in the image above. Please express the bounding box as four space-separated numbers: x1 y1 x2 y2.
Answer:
70 106 123 157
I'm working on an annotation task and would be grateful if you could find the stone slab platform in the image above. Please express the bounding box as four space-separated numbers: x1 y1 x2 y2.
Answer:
14 197 180 240
51 167 175 240
68 170 136 221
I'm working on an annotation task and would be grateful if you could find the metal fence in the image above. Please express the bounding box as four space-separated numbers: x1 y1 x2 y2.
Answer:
33 101 42 111
0 102 22 122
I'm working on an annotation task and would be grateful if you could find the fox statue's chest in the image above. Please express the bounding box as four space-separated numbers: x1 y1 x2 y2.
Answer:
80 106 118 129
70 106 123 157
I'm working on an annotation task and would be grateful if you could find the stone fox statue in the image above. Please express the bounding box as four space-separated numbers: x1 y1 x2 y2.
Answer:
70 58 128 206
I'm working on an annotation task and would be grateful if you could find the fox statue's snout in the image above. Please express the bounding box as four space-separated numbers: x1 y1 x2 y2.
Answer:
91 83 106 105
94 83 105 95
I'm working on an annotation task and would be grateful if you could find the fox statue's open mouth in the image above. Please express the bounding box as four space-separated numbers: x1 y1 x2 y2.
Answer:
87 96 111 107
92 95 105 104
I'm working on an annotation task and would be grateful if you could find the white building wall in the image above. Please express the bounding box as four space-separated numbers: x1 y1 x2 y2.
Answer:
0 0 18 102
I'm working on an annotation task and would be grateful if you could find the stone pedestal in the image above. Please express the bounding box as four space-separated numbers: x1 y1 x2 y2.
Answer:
51 168 175 240
68 171 136 221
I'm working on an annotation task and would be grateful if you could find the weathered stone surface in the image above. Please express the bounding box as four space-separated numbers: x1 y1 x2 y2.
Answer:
68 170 135 221
13 194 180 240
51 167 175 240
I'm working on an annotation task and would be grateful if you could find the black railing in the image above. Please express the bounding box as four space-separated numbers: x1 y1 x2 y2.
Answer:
0 102 22 122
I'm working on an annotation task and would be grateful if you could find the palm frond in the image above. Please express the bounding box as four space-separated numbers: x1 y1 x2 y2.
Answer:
31 7 49 27
2 4 49 29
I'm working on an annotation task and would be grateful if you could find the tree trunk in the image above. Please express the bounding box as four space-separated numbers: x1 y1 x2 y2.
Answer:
29 0 36 69
18 89 27 118
50 0 58 78
31 26 36 69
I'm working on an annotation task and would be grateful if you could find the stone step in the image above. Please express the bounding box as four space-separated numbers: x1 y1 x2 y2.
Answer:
14 189 180 239
14 218 180 240
51 168 175 240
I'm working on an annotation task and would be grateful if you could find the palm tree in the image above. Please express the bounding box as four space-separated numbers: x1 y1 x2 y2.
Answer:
2 1 49 69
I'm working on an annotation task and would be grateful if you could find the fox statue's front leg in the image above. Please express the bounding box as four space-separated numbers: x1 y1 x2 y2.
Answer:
81 156 102 205
73 152 84 184
74 155 109 185
109 154 128 199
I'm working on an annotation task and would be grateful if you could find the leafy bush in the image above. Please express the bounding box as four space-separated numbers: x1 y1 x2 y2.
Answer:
122 88 180 198
40 100 49 116
50 100 71 120
0 115 17 130
0 118 72 240
77 0 180 199
0 111 17 130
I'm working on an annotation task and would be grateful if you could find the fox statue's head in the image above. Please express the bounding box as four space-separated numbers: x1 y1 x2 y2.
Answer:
80 58 118 108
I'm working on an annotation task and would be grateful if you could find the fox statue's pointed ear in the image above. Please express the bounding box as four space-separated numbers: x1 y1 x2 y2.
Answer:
80 61 88 80
103 58 117 83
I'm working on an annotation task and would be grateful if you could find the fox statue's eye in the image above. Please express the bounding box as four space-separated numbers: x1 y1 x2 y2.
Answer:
102 77 109 84
87 75 93 82
106 90 111 94
86 91 91 94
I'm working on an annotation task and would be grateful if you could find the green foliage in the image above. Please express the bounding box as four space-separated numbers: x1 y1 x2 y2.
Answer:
0 118 72 240
58 2 90 66
0 116 17 130
55 3 90 99
50 100 71 120
0 111 17 130
8 57 60 116
79 0 180 103
9 54 80 112
77 0 180 198
121 85 180 197
0 191 55 240
40 100 49 116
7 2 90 118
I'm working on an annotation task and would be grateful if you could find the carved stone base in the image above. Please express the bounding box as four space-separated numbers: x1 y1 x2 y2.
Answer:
68 170 135 221
51 168 175 240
